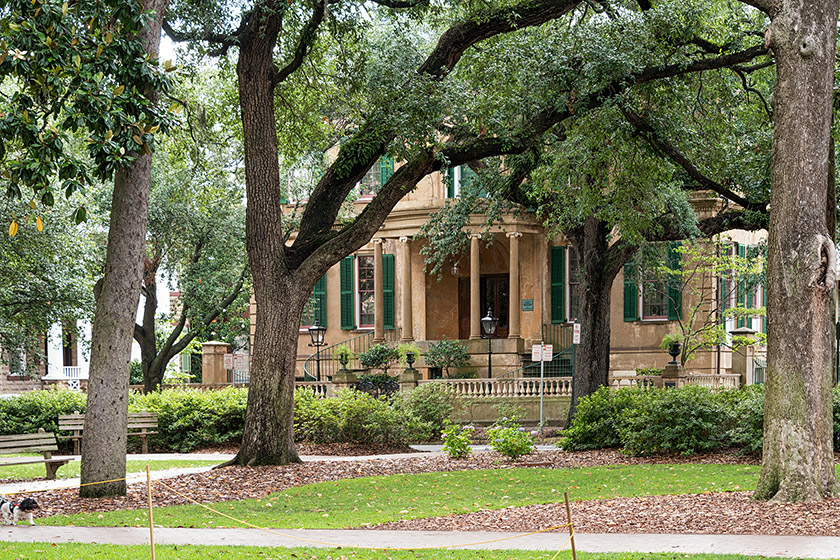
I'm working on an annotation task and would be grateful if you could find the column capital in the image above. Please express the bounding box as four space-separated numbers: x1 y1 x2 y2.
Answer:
373 238 385 245
399 236 410 243
506 231 523 239
469 233 482 240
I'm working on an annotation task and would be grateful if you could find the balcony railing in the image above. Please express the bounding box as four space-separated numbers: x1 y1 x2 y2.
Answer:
418 377 573 398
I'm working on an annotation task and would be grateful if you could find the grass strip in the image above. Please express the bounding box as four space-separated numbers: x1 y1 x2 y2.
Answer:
43 463 759 528
0 542 809 560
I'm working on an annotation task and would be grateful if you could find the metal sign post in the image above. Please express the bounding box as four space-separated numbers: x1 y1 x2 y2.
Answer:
532 342 552 434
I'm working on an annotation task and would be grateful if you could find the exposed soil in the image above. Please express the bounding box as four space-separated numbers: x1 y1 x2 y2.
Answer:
15 447 840 536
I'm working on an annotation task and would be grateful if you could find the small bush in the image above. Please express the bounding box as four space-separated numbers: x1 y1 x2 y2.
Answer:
425 338 472 377
487 419 535 460
725 384 764 454
559 386 646 451
441 420 473 459
394 383 456 440
358 343 401 374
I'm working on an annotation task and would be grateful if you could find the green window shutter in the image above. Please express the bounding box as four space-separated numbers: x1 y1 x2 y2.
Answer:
623 260 639 322
379 156 394 186
550 246 566 324
314 274 327 327
340 256 355 330
383 254 395 329
736 244 746 328
180 353 191 373
446 167 455 198
667 242 682 321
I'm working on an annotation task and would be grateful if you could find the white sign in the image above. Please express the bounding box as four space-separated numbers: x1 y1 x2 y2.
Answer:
233 353 248 371
223 353 233 370
573 323 581 344
531 344 554 362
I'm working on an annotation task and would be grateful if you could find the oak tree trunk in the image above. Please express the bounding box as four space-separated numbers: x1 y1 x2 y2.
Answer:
754 0 839 502
227 10 303 466
566 217 629 419
80 0 167 498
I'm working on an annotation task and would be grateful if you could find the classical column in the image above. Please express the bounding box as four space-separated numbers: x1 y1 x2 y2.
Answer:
400 236 414 341
470 233 481 339
373 239 385 342
507 232 522 339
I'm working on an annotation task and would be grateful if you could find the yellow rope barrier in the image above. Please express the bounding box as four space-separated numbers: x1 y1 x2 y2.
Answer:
4 466 579 556
154 478 575 552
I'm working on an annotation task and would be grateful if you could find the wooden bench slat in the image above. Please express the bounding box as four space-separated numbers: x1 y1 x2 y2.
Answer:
0 433 59 443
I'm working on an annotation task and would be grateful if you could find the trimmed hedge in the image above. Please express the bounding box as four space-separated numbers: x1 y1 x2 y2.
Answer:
0 389 87 438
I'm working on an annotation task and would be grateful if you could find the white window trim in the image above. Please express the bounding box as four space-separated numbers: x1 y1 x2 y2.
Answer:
356 254 375 330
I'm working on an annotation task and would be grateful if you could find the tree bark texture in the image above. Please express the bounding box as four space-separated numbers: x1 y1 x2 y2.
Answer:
754 0 839 503
231 8 303 466
79 0 167 498
566 217 630 419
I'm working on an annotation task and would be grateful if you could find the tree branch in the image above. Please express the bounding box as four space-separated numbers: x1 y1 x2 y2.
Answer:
620 108 768 212
275 0 329 84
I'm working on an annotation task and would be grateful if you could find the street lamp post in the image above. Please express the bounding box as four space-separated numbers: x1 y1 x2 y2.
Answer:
481 306 499 378
308 319 327 382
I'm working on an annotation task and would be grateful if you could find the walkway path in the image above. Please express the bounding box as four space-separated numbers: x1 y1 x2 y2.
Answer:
4 447 840 558
2 526 839 558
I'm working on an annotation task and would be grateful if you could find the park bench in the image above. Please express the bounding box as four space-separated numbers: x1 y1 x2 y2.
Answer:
58 411 159 454
0 429 74 480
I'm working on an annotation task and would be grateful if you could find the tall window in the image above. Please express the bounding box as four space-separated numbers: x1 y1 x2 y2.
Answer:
641 266 669 319
623 243 681 322
446 165 479 198
357 255 375 327
568 248 581 321
359 156 394 197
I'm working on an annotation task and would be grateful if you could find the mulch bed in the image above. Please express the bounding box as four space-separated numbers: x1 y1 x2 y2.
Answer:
15 446 840 536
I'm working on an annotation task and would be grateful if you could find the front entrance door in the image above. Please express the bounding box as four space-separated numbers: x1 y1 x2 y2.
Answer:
458 275 509 339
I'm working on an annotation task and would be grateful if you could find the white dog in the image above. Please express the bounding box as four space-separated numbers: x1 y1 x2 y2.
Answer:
0 497 39 526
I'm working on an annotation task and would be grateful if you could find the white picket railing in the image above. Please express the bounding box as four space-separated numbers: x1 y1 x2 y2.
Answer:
684 374 741 389
62 366 85 379
419 377 573 398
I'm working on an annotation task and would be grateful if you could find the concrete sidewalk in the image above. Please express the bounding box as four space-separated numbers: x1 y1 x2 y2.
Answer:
2 526 839 558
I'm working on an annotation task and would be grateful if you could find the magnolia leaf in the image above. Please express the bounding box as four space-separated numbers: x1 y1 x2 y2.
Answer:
62 1 68 16
28 200 36 210
105 31 113 45
36 216 43 232
132 134 142 146
114 85 125 96
73 54 80 69
8 221 18 237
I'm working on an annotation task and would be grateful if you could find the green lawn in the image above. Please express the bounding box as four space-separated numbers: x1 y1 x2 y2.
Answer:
0 457 222 480
43 463 760 528
0 542 817 560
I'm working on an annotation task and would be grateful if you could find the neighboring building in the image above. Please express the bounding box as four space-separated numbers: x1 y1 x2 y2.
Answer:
250 158 767 383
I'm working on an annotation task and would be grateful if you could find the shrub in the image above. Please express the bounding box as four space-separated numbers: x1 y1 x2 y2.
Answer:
130 387 248 452
425 337 472 377
294 388 429 444
0 389 87 442
358 343 401 374
129 360 144 385
616 385 731 456
487 419 535 460
725 384 764 454
441 420 473 458
559 386 647 451
394 382 456 440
